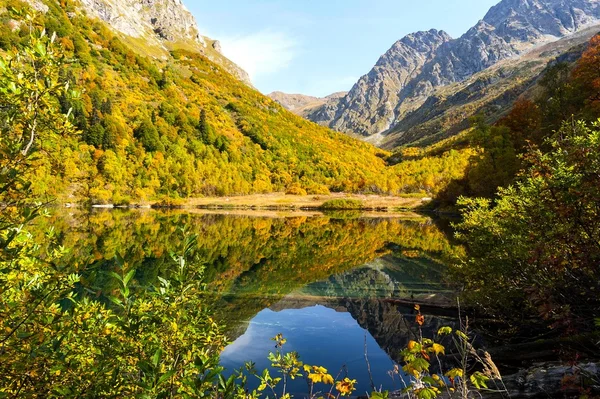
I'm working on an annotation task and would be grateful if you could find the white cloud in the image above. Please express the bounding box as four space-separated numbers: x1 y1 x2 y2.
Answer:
219 30 298 82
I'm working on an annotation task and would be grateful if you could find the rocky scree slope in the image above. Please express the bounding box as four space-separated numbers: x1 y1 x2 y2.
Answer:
75 0 250 83
382 25 599 148
305 0 600 146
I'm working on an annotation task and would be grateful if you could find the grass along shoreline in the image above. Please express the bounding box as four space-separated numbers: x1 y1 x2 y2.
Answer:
74 193 431 212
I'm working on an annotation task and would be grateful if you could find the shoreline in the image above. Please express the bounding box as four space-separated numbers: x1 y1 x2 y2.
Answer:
66 193 431 213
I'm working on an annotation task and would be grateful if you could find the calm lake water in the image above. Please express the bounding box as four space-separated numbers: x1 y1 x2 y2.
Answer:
41 208 462 395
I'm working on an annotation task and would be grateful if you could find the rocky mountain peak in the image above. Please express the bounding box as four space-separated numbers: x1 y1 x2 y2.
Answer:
74 0 251 83
399 29 453 50
78 0 201 44
304 0 600 141
484 0 600 39
305 28 451 136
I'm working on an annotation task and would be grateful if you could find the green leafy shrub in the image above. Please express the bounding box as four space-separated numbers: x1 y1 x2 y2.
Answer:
455 120 600 329
393 306 506 399
321 199 364 210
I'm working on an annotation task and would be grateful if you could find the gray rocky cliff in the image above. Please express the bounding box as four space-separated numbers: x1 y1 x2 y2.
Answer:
306 0 600 142
75 0 251 83
308 30 452 136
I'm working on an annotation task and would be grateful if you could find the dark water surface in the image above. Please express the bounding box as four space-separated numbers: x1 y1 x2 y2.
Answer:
42 208 462 395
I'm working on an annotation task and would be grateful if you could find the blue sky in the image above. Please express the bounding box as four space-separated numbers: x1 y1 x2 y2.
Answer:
188 0 500 97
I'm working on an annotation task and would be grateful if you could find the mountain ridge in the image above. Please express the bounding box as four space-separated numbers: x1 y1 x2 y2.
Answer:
301 0 600 147
71 0 251 84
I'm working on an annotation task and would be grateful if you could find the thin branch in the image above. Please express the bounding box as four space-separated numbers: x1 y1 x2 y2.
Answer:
364 332 376 392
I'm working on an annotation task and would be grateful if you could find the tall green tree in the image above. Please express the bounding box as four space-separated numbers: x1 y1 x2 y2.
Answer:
134 118 164 152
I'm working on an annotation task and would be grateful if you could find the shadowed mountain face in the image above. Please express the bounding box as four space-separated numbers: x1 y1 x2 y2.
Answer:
303 0 600 147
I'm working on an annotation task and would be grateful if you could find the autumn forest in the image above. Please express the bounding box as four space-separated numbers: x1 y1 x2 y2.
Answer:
1 0 600 397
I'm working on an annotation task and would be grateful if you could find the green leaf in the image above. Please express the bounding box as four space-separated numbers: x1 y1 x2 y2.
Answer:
152 348 163 367
437 326 452 336
416 387 440 399
123 269 136 287
157 369 176 386
410 357 430 372
422 376 437 386
35 42 46 57
114 253 125 268
455 330 469 341
108 296 123 306
108 271 123 283
470 372 489 390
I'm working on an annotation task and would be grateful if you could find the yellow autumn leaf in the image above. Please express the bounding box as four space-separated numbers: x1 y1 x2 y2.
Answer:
335 378 357 396
431 343 445 355
446 368 464 379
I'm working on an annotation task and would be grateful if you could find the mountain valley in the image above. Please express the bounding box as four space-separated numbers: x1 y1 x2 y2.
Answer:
271 0 600 148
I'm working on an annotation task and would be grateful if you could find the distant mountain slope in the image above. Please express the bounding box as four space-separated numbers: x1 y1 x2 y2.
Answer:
5 0 406 203
267 92 320 112
381 25 598 148
307 30 452 138
75 0 251 83
268 91 347 115
304 0 600 147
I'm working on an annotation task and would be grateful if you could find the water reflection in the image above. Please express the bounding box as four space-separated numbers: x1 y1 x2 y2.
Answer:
220 251 460 394
38 208 463 392
221 306 396 396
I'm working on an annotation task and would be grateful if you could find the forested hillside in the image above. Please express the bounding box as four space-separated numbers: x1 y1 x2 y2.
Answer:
4 0 599 207
0 1 405 204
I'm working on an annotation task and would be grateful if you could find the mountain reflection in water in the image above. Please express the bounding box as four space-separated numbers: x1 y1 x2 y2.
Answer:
38 209 462 394
219 254 459 395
